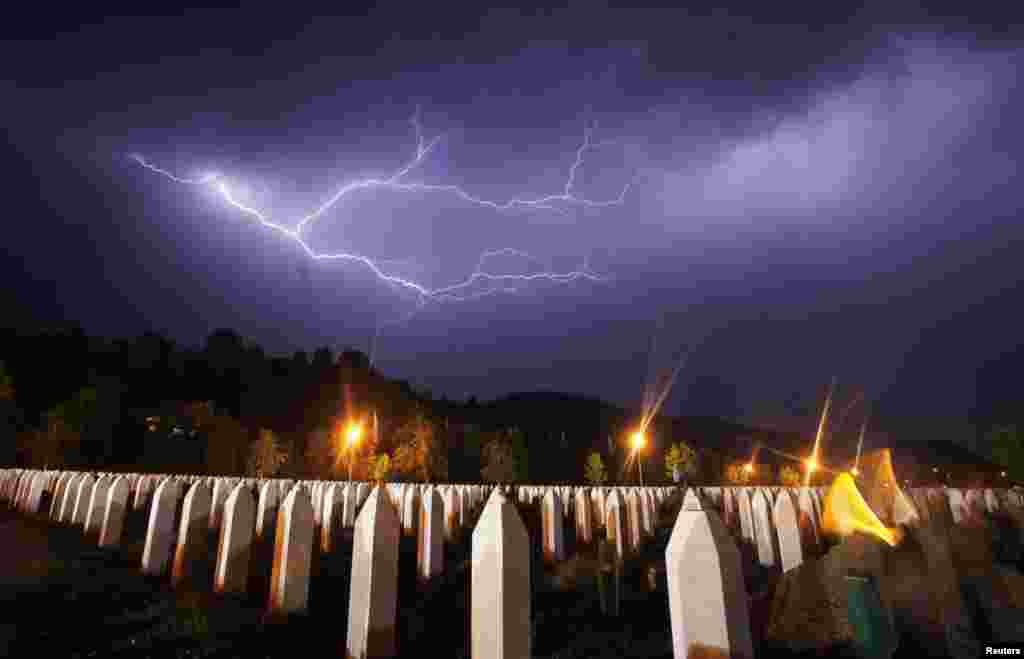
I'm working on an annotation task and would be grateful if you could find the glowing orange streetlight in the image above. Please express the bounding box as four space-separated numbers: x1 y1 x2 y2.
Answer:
850 467 859 477
630 430 647 486
744 462 755 474
344 421 363 481
804 457 818 475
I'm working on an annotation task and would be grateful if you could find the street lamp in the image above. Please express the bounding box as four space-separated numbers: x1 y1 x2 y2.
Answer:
345 422 363 481
631 431 646 486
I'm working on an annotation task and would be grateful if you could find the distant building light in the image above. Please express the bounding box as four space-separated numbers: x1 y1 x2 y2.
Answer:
1002 471 1008 478
933 467 939 472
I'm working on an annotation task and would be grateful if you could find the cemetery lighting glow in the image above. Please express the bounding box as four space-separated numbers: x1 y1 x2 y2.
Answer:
806 378 836 487
631 431 646 451
130 113 629 309
805 458 818 472
822 472 903 547
346 422 363 447
744 463 755 474
850 467 859 477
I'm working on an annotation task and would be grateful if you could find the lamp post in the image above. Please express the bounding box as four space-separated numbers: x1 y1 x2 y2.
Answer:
631 431 647 486
345 422 363 481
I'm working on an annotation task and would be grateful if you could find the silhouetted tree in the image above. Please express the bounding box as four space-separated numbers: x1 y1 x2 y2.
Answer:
369 453 391 482
779 464 802 486
392 410 445 481
481 434 515 483
989 425 1024 481
508 427 529 482
725 461 752 484
664 441 697 481
247 428 288 478
584 451 607 484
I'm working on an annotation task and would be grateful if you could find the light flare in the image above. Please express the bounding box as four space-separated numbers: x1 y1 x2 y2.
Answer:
806 378 836 487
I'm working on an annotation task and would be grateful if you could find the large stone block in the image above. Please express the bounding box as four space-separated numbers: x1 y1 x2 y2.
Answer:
347 487 400 659
666 491 754 659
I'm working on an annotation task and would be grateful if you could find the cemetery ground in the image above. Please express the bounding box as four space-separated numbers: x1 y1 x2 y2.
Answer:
1 493 1021 659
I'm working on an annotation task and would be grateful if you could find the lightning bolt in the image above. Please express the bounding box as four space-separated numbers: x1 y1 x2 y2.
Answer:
130 112 628 308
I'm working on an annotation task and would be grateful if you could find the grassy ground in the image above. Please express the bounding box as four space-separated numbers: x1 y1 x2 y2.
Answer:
1 496 993 659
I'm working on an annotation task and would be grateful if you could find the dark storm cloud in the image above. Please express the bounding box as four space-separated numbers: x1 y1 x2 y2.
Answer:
2 7 1022 435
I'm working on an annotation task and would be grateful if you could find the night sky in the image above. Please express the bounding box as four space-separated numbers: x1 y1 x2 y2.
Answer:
3 5 1022 442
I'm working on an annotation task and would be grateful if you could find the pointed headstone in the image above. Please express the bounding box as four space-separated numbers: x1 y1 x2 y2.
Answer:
343 484 359 528
72 473 96 528
347 487 400 659
215 483 256 594
418 487 444 581
401 486 420 538
58 473 83 524
737 488 756 551
605 490 626 562
210 478 231 533
796 487 820 553
666 490 754 659
542 489 565 564
256 480 280 543
442 486 460 542
575 488 593 544
773 491 803 573
84 476 112 540
320 483 343 554
624 490 643 552
141 478 184 577
268 485 314 615
99 476 131 548
472 489 531 659
947 489 966 525
50 472 72 520
173 481 212 588
752 489 778 569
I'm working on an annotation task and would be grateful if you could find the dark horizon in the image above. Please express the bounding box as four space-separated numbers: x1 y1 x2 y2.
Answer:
3 5 1022 453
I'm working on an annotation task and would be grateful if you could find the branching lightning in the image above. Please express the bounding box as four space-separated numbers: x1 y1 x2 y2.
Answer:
129 112 630 309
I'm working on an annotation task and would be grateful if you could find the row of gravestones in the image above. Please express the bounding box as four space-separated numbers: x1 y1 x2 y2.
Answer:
1 468 1019 659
